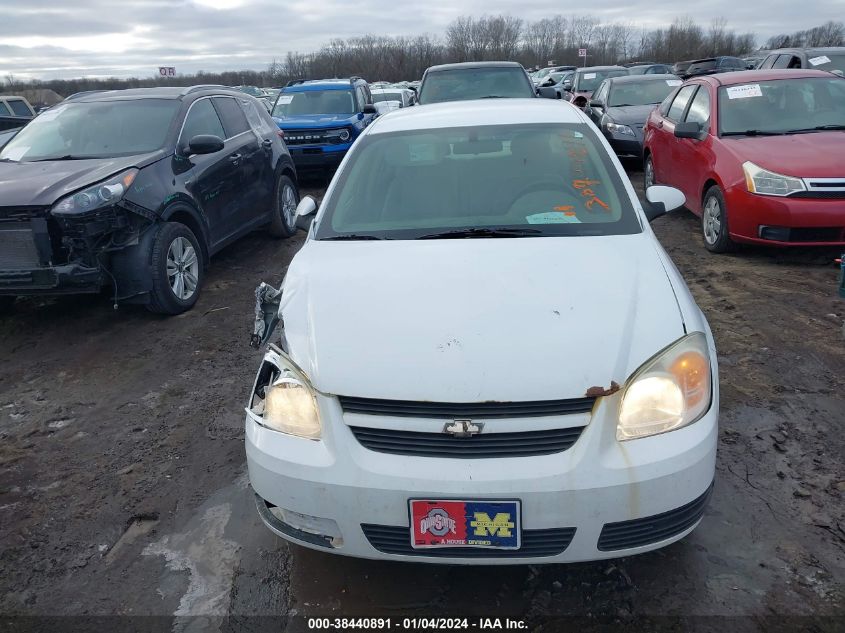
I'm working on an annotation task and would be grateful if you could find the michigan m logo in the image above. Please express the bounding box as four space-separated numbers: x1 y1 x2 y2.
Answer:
470 512 515 537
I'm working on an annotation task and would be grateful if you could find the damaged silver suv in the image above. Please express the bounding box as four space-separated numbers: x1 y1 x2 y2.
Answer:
0 86 299 314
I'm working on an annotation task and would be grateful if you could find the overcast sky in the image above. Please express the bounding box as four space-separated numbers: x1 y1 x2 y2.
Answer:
1 0 840 80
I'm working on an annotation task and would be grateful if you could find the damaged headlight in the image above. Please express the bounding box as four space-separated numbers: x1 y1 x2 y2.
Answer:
52 169 138 216
247 348 321 439
617 332 711 441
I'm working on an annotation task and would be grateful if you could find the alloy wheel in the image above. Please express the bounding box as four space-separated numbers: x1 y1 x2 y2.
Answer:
166 237 199 300
282 183 297 228
703 196 722 245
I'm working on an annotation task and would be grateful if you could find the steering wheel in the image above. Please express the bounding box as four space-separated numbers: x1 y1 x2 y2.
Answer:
502 177 578 213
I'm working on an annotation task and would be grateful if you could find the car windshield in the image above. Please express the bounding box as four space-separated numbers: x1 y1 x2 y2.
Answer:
315 123 640 240
272 90 355 117
372 92 403 103
419 68 533 103
0 98 179 162
718 76 845 135
575 70 628 93
807 53 845 74
608 79 681 106
534 68 553 80
688 61 716 74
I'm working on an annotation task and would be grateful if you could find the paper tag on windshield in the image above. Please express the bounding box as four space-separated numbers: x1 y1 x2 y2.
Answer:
726 84 762 99
583 73 597 79
666 79 682 86
809 55 831 66
526 212 581 224
276 95 293 105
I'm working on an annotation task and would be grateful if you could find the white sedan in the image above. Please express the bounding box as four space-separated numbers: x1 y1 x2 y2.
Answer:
246 99 718 564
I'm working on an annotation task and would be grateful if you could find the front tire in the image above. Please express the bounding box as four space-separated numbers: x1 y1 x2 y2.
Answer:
0 296 15 314
147 222 204 315
644 154 656 190
268 174 299 238
702 186 735 254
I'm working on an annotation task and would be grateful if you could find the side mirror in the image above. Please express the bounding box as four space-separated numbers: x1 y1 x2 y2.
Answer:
674 122 703 139
643 185 685 222
589 100 603 109
187 134 224 155
363 103 377 115
295 195 318 231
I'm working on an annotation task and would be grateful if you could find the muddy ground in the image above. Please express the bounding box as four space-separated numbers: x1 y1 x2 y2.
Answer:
1 166 843 632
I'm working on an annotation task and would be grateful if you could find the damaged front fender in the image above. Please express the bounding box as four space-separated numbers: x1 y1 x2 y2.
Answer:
251 282 282 349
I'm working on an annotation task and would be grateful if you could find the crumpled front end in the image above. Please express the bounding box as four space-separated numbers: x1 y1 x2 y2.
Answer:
0 200 155 298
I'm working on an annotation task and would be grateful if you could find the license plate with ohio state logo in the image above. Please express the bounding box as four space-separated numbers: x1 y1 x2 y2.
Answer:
409 499 521 549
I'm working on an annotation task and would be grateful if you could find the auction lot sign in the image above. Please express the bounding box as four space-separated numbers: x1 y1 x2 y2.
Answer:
158 67 176 77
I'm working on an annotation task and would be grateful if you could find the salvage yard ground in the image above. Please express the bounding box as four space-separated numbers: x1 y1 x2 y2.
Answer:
0 166 843 631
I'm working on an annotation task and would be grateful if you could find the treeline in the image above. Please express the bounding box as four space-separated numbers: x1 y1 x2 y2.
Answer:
765 20 845 49
8 16 843 96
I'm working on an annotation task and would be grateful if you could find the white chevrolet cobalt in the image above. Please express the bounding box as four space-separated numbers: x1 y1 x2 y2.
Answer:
246 99 718 564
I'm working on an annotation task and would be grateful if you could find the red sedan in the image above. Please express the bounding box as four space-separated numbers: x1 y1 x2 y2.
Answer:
643 69 845 252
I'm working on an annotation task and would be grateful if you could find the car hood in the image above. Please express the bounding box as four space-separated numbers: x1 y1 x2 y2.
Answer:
605 104 658 126
280 235 686 402
722 132 845 178
0 151 164 207
273 114 357 128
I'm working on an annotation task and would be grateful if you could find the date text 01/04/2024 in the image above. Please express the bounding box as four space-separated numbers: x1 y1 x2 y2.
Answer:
307 617 529 629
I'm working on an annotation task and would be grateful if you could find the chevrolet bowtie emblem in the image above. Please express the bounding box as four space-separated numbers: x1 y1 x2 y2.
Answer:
443 419 484 438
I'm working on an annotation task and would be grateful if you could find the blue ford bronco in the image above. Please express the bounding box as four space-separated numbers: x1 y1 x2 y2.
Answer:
270 77 377 171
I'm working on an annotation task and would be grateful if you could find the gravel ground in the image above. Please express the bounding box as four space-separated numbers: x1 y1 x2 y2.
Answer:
0 167 843 632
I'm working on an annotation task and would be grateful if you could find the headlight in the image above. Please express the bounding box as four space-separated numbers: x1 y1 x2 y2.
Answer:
248 351 321 439
604 120 635 136
617 332 711 441
743 161 805 196
52 169 138 216
325 128 351 143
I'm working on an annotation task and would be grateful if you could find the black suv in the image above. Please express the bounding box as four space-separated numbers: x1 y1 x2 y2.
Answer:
0 86 299 314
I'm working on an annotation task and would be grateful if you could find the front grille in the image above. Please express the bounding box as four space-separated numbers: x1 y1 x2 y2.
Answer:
0 224 40 269
362 524 576 558
791 190 845 199
597 482 713 551
282 128 350 146
0 206 50 222
349 425 585 458
338 396 596 418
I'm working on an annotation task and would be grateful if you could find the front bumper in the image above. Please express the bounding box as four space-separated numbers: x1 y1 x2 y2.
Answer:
603 130 644 158
726 187 845 246
247 380 719 564
0 263 102 295
287 143 351 169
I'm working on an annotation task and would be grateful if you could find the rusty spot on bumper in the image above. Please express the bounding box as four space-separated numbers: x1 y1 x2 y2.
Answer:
586 381 621 397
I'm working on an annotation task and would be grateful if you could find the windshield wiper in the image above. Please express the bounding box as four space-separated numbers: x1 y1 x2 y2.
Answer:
721 130 785 137
29 155 105 162
417 227 543 239
782 124 845 134
479 95 506 99
320 234 388 241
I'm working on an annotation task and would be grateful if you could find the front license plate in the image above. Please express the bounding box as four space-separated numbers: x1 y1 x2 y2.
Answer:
409 499 521 550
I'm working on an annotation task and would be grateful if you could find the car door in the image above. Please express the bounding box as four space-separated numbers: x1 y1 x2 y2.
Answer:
650 84 697 186
671 85 713 212
178 97 240 247
212 96 269 235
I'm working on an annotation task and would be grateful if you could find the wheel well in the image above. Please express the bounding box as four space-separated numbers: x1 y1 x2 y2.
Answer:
165 208 209 264
702 179 719 202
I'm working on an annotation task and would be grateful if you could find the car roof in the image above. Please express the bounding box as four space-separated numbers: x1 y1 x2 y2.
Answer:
65 86 244 102
367 99 587 135
577 65 627 72
767 47 845 54
284 80 355 92
606 74 679 84
693 69 838 86
425 61 525 73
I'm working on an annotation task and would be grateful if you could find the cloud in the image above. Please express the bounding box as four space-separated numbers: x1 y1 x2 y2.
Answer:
0 0 841 79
